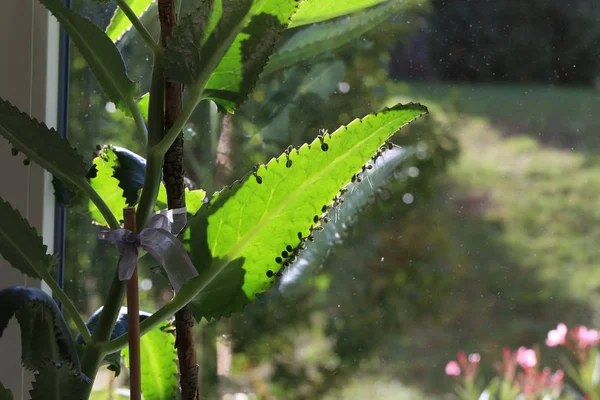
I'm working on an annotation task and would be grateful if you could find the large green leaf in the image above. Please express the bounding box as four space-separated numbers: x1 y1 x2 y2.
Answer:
0 199 58 280
180 102 428 320
29 361 88 400
0 383 12 400
36 0 137 109
165 0 299 113
122 322 177 400
290 0 388 27
280 146 417 287
0 98 87 189
0 287 80 372
266 0 411 74
106 0 156 42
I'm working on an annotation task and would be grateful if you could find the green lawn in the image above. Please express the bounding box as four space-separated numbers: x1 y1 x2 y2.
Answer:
389 81 600 307
396 82 600 152
380 82 600 393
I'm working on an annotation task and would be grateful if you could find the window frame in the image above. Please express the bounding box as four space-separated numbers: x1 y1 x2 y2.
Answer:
0 1 62 397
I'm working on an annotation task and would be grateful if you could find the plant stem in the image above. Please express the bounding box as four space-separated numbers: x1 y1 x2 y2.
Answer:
80 342 105 394
124 208 142 400
127 97 149 145
155 86 201 157
135 150 163 229
158 0 200 396
115 0 163 57
42 270 92 343
102 268 216 354
77 184 126 388
136 55 166 229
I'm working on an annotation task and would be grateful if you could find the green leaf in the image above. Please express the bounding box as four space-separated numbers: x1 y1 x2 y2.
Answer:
89 147 129 226
29 361 88 400
138 93 150 121
280 146 417 287
0 383 13 400
0 287 80 372
155 187 206 214
123 322 177 400
87 145 205 225
0 198 58 280
165 0 299 113
181 102 428 320
266 0 409 74
36 0 137 110
107 0 156 42
185 188 207 214
290 0 388 27
0 98 87 189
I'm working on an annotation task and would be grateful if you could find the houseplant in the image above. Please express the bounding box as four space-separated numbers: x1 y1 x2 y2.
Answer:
0 0 429 398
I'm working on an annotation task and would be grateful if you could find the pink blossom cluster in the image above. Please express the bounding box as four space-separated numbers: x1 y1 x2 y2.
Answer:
446 347 564 396
546 323 600 350
444 351 480 381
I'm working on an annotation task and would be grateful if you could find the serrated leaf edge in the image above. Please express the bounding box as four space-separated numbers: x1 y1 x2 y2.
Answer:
187 102 428 320
0 98 87 186
0 199 59 280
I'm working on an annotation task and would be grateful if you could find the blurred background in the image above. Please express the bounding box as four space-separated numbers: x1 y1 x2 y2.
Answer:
63 0 600 398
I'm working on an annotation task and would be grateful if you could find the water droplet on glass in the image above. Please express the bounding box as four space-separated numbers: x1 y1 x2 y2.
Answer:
337 81 351 93
140 279 153 291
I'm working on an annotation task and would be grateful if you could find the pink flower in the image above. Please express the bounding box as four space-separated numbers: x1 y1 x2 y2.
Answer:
445 361 461 376
516 347 537 369
546 323 568 347
573 325 600 348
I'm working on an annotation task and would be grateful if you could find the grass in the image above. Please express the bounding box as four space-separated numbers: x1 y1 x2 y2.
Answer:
378 81 600 394
396 82 600 151
389 81 600 308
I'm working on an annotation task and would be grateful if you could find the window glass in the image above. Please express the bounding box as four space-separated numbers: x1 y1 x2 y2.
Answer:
64 0 600 398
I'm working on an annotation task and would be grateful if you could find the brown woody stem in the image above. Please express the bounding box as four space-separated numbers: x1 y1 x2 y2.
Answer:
124 207 141 400
158 0 199 398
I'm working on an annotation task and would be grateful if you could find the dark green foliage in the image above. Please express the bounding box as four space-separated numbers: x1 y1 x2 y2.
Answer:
428 0 600 84
0 199 58 279
108 146 147 206
0 382 12 400
29 361 89 400
0 98 87 190
37 0 137 110
0 287 80 372
79 307 150 376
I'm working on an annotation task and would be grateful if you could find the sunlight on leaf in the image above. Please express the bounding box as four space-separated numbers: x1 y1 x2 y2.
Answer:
266 0 414 74
165 0 299 112
123 322 177 400
290 0 388 27
181 103 428 320
106 0 156 42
